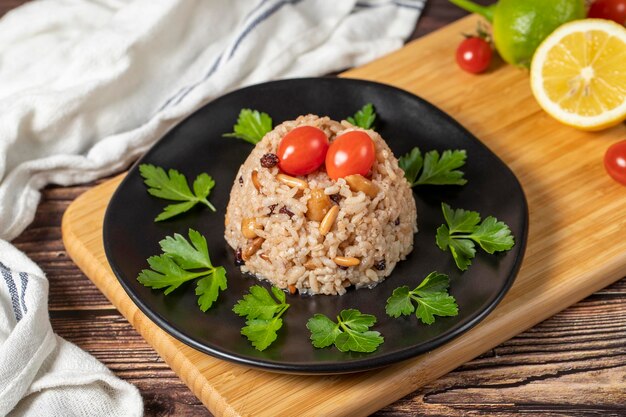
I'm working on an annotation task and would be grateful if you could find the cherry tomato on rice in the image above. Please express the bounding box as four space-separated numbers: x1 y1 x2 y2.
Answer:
588 0 626 25
277 126 329 176
325 131 376 180
605 140 626 186
456 36 492 74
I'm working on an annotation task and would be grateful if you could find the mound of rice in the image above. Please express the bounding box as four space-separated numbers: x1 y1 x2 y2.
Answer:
224 115 417 295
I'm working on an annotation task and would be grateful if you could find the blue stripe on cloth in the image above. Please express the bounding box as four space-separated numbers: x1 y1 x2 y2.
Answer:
356 0 425 10
0 262 22 322
19 272 28 314
157 0 278 112
173 0 304 108
162 0 304 111
243 0 273 21
393 0 425 10
156 87 188 113
167 52 224 108
355 0 386 7
226 0 304 60
166 86 194 109
159 0 420 111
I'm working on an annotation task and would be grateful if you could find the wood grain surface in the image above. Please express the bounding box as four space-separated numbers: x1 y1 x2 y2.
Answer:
6 0 626 416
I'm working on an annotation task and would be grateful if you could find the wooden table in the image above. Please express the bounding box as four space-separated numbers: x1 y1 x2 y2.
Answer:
5 1 626 415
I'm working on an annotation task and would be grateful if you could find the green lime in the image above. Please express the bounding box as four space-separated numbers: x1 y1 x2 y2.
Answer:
450 0 586 67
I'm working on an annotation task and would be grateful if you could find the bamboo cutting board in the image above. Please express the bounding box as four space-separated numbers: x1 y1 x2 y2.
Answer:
62 15 626 417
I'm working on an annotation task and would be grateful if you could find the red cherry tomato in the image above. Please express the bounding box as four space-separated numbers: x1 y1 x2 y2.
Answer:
588 0 626 25
605 140 626 186
456 37 492 74
325 131 376 180
277 126 329 176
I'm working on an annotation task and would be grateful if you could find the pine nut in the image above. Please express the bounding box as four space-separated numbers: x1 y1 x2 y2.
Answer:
306 188 332 222
333 256 360 267
319 205 339 236
276 173 308 189
345 174 379 198
242 237 265 260
259 253 270 262
241 217 259 239
251 170 261 191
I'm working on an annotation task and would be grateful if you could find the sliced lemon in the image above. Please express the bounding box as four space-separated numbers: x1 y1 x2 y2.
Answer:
530 19 626 131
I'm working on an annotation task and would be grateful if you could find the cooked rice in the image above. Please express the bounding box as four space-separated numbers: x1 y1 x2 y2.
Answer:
224 115 417 295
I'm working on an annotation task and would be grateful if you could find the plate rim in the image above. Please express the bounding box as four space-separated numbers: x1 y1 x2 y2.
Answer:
103 77 529 374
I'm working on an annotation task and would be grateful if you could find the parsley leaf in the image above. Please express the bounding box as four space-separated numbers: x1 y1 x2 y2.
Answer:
471 216 517 253
223 109 273 145
241 319 285 352
419 149 467 185
196 266 227 312
414 292 458 325
233 285 290 351
436 203 515 271
399 147 467 186
398 148 423 185
233 286 286 320
386 272 458 325
441 202 481 233
347 103 376 129
307 314 342 348
137 229 227 312
385 286 414 317
139 164 216 222
306 309 384 353
436 226 476 271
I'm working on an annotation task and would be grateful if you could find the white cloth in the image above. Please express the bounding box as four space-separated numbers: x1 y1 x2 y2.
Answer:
0 241 142 417
0 0 423 415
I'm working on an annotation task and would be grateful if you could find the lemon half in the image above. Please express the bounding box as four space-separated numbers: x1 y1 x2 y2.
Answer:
530 19 626 131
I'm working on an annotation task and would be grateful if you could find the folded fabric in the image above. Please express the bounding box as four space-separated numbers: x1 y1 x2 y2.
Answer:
0 240 143 417
0 0 423 415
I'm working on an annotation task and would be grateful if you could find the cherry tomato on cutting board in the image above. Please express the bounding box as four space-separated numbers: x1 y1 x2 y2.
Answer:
588 0 626 25
605 140 626 186
277 126 329 176
325 131 376 180
456 36 492 74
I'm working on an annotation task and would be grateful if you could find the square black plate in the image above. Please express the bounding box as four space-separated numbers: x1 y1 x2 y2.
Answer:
103 78 528 374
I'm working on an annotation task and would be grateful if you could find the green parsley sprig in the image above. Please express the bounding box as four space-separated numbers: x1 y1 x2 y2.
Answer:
386 272 458 324
233 285 290 351
139 164 216 222
436 203 515 271
137 229 227 312
307 309 384 353
223 109 273 145
347 103 376 129
399 147 467 186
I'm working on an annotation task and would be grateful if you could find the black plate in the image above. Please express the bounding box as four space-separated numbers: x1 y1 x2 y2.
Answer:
103 78 528 374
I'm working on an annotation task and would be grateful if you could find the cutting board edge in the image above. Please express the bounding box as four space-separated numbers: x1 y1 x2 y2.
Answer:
61 178 242 417
60 170 626 417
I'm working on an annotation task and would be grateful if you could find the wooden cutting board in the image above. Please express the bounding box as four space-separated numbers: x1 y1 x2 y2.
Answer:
61 15 626 417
